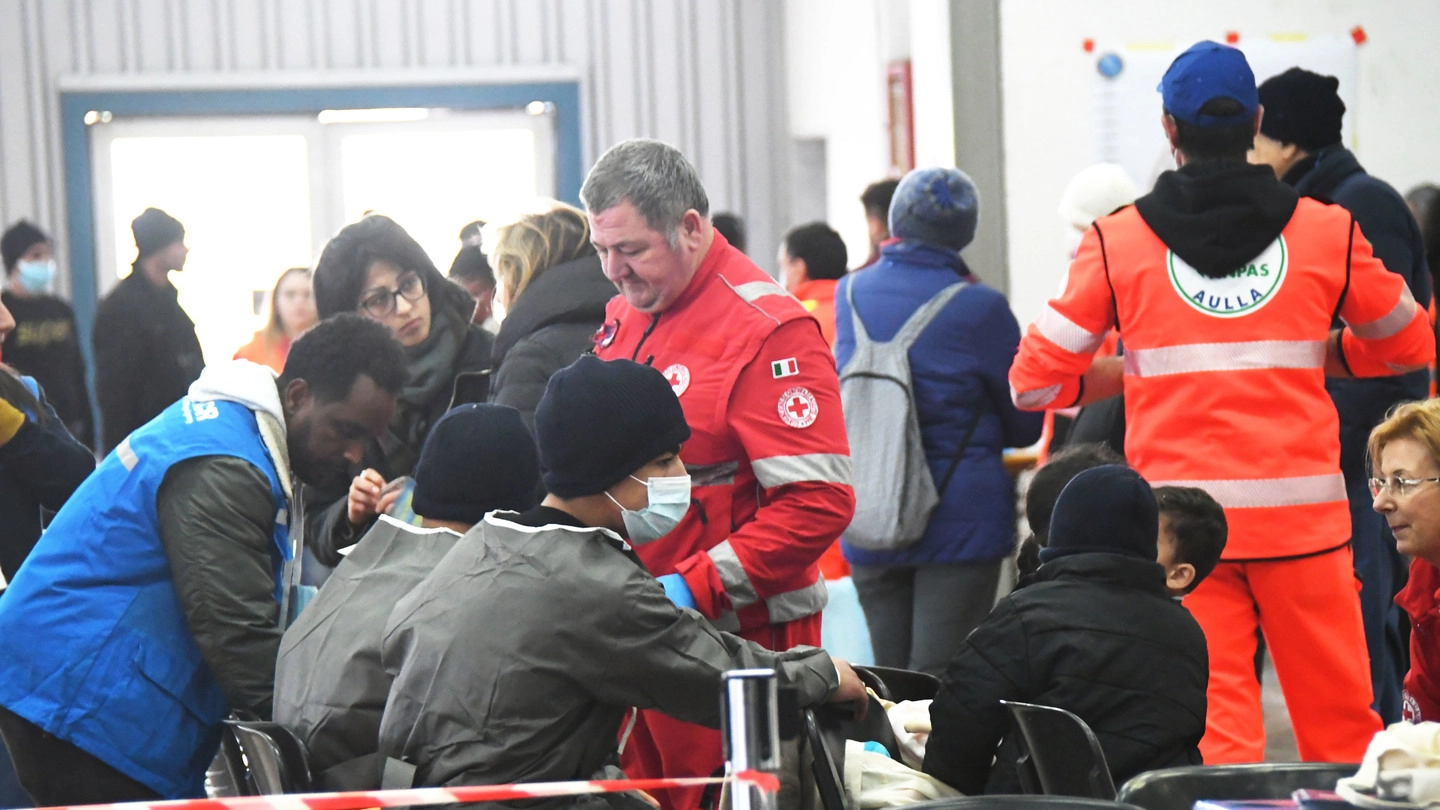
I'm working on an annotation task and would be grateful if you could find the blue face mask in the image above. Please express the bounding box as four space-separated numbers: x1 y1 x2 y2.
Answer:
608 474 692 545
16 259 55 293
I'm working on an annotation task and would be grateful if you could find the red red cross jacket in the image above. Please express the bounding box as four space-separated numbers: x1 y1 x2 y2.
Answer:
594 232 855 637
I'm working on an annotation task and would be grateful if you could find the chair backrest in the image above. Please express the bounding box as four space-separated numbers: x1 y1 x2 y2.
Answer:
1116 763 1361 810
206 730 250 797
804 709 848 810
902 796 1148 810
224 720 314 795
1002 700 1116 800
858 665 942 703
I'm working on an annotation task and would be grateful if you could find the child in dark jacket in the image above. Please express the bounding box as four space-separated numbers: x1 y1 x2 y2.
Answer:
923 465 1210 795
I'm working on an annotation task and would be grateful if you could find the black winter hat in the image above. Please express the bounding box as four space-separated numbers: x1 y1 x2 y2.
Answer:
1258 67 1346 152
536 355 691 498
1038 465 1158 564
411 403 540 525
131 207 185 260
1 221 49 271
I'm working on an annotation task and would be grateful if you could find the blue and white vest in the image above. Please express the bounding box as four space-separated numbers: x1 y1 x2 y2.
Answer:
0 395 289 798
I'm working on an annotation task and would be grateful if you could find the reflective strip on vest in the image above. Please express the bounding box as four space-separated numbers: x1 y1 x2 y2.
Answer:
752 454 853 489
1035 305 1108 355
1349 287 1418 340
729 280 790 304
709 540 759 607
1012 382 1062 409
116 438 139 471
1149 472 1346 509
767 578 828 623
1123 340 1326 377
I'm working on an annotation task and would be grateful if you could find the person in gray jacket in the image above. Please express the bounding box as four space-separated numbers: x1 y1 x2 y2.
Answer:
274 402 540 790
377 355 866 806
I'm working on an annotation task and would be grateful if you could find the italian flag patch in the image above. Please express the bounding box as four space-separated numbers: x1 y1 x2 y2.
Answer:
771 358 799 378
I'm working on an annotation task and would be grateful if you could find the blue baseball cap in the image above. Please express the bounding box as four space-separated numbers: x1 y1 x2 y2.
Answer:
1157 40 1259 128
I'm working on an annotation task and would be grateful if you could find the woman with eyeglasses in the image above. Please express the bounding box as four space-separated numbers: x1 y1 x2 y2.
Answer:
1370 398 1440 723
307 214 494 572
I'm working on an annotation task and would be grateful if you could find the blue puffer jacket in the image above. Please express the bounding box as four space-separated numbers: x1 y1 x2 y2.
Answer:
835 242 1042 566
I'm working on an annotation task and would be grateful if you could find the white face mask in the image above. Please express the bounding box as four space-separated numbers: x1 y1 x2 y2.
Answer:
607 474 692 545
16 259 55 293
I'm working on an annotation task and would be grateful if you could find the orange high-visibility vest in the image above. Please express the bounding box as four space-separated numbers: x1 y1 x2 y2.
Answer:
1011 199 1434 559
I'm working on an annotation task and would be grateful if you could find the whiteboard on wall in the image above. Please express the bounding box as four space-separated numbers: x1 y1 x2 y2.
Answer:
1091 36 1359 193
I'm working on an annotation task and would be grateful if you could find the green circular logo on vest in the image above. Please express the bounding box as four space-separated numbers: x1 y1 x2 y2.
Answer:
1168 236 1287 318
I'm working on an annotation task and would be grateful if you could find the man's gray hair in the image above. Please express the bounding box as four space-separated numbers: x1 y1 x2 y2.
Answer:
581 139 710 246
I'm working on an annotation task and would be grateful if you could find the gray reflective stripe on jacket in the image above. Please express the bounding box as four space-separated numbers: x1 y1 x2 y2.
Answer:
709 540 831 623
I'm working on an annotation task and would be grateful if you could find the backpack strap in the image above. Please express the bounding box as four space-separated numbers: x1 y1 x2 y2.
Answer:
890 282 969 349
843 276 874 349
934 393 988 499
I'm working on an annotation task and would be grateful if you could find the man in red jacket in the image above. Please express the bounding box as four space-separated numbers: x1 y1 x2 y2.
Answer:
585 139 855 810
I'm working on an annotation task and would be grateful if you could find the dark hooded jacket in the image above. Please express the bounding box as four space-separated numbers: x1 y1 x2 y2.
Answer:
1281 146 1433 470
489 254 614 433
922 553 1208 795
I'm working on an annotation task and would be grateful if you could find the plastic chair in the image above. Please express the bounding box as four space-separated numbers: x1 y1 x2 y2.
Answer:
858 665 942 702
224 719 314 795
205 729 250 797
1001 700 1116 799
804 709 848 810
903 797 1146 810
1116 763 1360 810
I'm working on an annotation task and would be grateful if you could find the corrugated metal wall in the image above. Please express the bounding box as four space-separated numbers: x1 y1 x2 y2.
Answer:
0 0 791 287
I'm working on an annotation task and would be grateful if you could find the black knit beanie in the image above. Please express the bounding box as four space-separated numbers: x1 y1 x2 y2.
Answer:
131 207 185 260
411 403 540 524
1 221 49 271
1258 67 1345 151
536 355 692 498
1039 465 1158 564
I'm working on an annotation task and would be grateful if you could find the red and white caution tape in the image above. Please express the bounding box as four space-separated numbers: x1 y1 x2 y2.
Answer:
38 771 782 810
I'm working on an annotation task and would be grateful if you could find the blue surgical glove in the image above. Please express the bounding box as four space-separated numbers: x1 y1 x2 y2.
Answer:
657 573 697 610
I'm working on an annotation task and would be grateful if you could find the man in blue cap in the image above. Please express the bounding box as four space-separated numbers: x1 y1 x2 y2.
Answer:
1011 41 1431 764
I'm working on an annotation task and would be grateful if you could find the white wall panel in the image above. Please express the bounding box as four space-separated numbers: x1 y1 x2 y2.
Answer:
0 0 791 297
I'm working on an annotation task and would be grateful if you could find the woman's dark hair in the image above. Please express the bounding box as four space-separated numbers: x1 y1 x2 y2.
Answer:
280 313 407 403
313 214 474 323
1170 97 1258 163
784 222 849 281
0 365 49 426
449 221 495 287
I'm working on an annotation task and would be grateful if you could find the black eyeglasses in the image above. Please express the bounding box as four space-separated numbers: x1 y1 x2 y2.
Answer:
358 272 425 318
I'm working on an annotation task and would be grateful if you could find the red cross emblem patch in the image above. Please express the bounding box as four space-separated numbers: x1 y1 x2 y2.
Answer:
778 386 819 429
663 364 691 397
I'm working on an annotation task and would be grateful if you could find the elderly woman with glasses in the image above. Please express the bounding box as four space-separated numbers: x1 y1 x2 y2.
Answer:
307 214 494 571
1370 398 1440 722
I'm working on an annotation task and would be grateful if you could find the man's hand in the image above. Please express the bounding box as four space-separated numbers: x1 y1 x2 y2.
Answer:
347 468 388 525
1076 355 1124 405
1324 328 1354 378
829 659 869 717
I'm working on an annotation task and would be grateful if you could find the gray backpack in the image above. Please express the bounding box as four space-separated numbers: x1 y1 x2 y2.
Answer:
839 280 972 551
